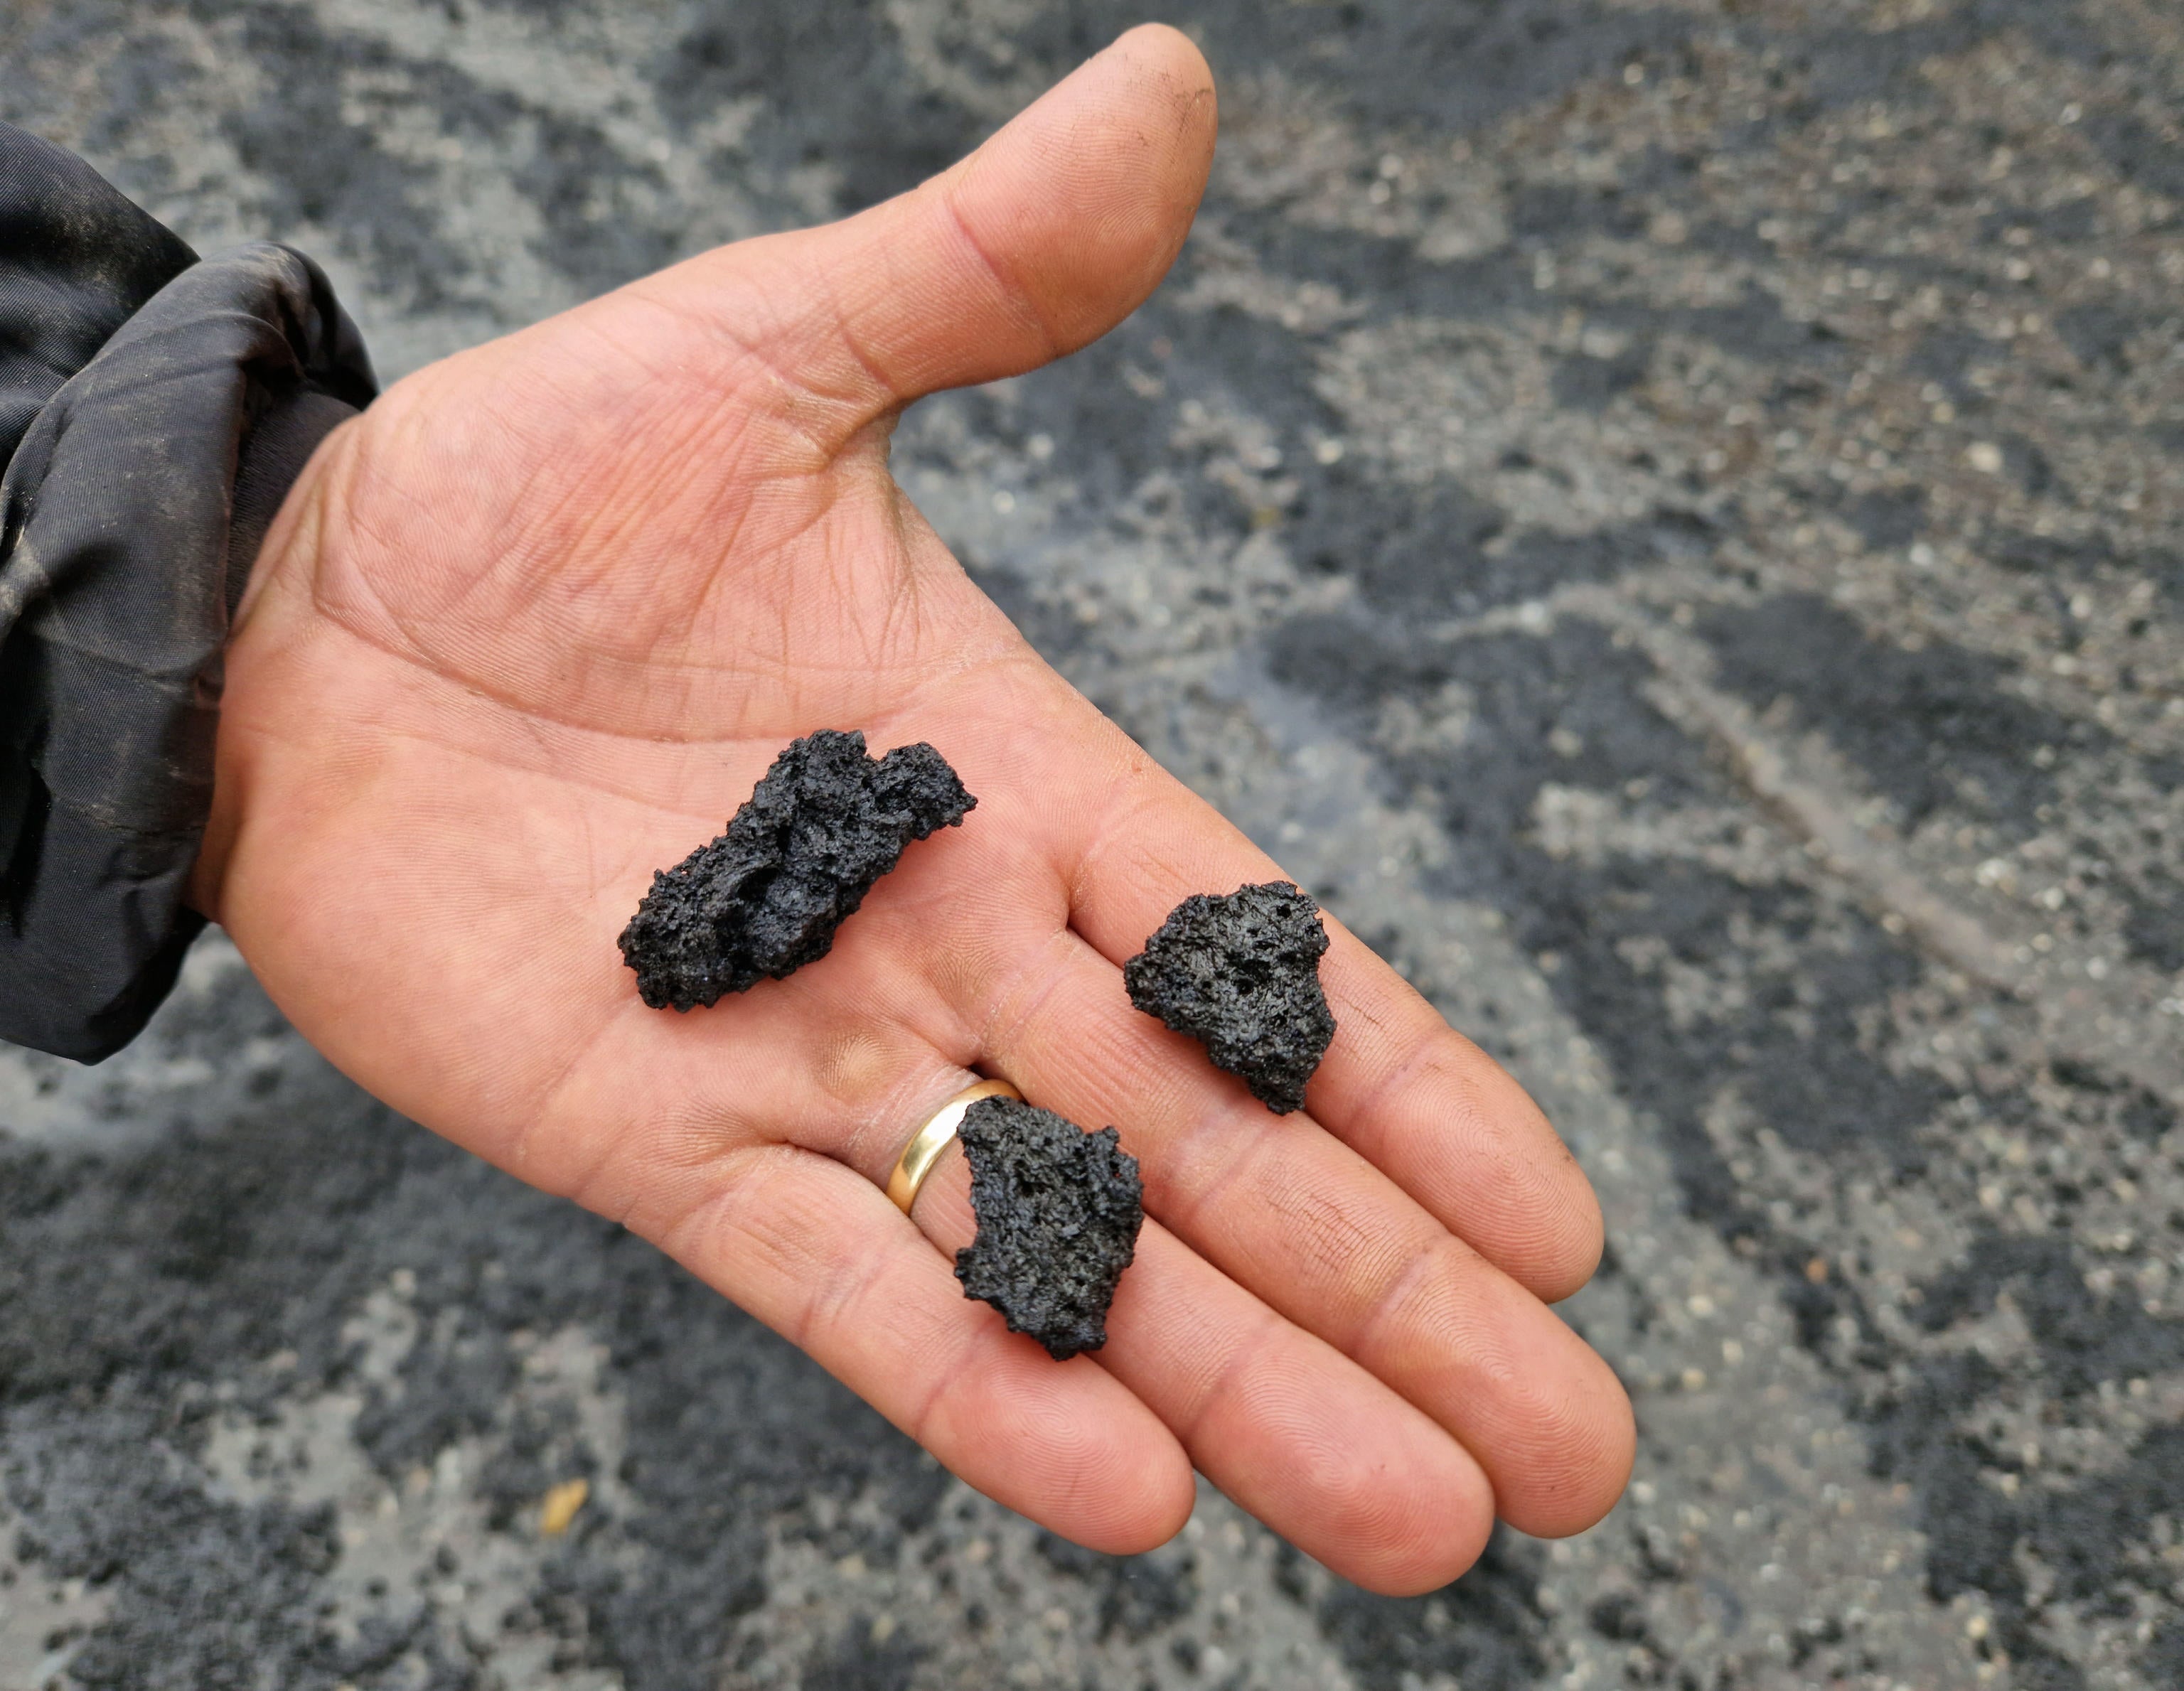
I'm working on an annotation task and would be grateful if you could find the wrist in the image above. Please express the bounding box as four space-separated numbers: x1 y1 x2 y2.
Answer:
187 418 351 926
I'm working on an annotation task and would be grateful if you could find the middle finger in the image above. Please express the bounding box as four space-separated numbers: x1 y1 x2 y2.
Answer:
965 925 1633 1538
905 1129 1496 1593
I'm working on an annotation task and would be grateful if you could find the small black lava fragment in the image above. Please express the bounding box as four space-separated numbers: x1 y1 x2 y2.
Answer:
1123 881 1335 1114
620 729 974 1009
954 1097 1143 1360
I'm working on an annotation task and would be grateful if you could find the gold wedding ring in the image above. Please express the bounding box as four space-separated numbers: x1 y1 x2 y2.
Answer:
886 1078 1021 1215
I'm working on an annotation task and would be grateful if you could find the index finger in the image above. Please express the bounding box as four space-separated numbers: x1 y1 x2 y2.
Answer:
1058 724 1605 1304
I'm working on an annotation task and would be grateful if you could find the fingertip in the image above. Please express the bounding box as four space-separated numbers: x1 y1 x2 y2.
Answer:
1302 1427 1498 1597
1100 1428 1199 1556
1019 1357 1197 1556
1350 1511 1497 1600
1430 1036 1610 1303
1531 1174 1607 1306
1493 1363 1637 1540
1099 22 1219 152
937 1338 1194 1557
941 18 1217 363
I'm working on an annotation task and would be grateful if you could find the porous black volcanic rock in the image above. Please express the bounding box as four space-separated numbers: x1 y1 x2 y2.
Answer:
954 1097 1143 1360
1123 881 1336 1114
619 729 974 1009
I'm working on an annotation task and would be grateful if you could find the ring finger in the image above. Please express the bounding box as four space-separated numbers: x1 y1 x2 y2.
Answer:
894 1081 1497 1593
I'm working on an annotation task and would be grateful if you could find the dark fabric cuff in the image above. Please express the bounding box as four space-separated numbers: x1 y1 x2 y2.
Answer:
0 124 378 1061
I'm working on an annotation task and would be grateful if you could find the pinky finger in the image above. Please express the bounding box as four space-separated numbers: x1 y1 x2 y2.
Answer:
659 1142 1197 1555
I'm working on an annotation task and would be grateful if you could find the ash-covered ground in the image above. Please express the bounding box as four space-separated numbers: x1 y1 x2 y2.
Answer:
4 2 2182 1687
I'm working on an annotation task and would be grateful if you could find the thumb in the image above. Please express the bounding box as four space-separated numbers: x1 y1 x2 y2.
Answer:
636 24 1216 434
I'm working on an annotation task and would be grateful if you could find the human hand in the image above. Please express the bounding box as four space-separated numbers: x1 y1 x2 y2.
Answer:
194 25 1633 1593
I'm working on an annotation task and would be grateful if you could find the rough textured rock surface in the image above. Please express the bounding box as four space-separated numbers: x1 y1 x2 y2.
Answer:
619 729 973 1010
1124 882 1336 1114
953 1097 1143 1361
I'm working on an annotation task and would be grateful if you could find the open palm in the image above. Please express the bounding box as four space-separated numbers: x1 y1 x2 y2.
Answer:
197 27 1632 1593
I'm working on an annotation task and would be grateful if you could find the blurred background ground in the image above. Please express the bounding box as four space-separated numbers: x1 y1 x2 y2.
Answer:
2 1 2182 1687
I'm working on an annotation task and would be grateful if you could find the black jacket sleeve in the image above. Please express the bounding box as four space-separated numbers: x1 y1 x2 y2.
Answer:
0 123 377 1061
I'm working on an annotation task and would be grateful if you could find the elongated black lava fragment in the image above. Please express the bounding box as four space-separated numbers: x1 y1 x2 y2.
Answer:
955 1097 1143 1360
1123 881 1336 1114
619 729 974 1010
